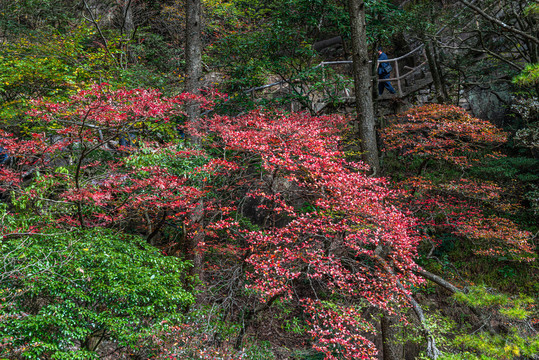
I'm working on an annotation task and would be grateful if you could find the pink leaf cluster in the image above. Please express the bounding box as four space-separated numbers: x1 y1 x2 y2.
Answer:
381 105 534 261
197 110 424 359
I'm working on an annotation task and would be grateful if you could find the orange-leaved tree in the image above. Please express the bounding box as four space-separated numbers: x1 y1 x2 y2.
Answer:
381 104 534 262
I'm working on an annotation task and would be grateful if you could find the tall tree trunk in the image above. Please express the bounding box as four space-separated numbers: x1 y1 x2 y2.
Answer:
185 0 202 127
185 0 204 284
118 0 135 36
425 41 446 104
120 0 135 65
432 42 449 101
347 0 380 175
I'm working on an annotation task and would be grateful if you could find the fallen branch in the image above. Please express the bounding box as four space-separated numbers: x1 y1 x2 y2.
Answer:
374 253 441 359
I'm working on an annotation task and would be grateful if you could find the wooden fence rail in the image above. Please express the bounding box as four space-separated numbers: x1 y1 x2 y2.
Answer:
244 44 427 98
316 45 427 97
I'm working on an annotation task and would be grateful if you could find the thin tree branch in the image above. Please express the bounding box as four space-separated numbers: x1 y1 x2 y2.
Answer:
415 268 467 294
457 0 539 45
82 0 120 67
374 253 441 359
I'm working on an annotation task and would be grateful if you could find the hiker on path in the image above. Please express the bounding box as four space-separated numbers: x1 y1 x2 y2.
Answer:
378 48 396 95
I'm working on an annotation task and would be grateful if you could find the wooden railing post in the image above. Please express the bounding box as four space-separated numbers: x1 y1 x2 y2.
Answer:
394 59 402 96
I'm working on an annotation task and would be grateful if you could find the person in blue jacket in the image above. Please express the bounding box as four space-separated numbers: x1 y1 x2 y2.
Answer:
378 47 396 95
0 146 8 165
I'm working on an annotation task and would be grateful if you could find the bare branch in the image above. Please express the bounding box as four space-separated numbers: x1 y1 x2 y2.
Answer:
457 0 539 45
82 0 119 67
415 268 467 294
374 254 441 359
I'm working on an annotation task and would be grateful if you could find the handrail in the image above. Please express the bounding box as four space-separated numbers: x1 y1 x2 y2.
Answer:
317 44 427 96
380 44 424 62
245 80 287 93
316 44 424 67
240 44 427 103
378 60 428 82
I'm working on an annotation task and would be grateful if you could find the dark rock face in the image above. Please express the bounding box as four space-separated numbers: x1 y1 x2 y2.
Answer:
464 85 512 123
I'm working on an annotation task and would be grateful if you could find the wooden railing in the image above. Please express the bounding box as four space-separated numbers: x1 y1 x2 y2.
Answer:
316 45 427 96
244 45 428 98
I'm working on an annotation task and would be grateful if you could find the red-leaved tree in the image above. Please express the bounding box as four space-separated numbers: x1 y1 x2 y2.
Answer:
191 110 424 359
0 84 214 236
381 104 534 261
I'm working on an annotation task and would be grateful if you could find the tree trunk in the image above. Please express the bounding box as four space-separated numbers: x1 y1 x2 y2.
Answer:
82 329 105 353
347 0 380 175
375 254 441 359
381 313 404 360
119 0 135 67
432 42 449 101
119 0 135 35
425 41 446 104
185 0 204 285
185 0 202 126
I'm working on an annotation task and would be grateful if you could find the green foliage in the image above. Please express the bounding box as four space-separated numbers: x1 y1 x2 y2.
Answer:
513 63 539 87
0 221 195 359
524 3 539 17
453 287 533 317
124 31 184 91
120 63 176 92
0 24 122 122
470 155 539 232
446 286 538 360
243 341 277 360
442 330 539 360
211 30 276 91
0 0 76 35
472 156 539 181
124 143 211 183
397 290 538 360
273 300 309 336
511 97 539 153
396 1 441 38
394 310 459 357
204 0 404 114
365 0 405 44
525 184 539 216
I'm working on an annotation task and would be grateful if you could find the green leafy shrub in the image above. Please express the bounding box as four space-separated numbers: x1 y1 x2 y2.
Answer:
444 286 538 360
0 224 195 359
513 63 539 87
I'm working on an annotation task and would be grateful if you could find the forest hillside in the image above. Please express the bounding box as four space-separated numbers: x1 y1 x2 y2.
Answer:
0 1 538 359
